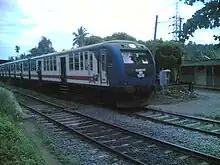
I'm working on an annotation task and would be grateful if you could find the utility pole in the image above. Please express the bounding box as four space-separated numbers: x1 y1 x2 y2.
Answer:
153 15 158 58
168 1 183 42
179 17 184 42
154 15 158 41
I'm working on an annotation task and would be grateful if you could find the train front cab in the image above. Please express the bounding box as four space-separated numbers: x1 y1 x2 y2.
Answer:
106 43 156 107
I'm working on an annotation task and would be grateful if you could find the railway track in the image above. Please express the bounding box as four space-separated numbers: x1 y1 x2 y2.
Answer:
132 108 220 138
12 89 220 165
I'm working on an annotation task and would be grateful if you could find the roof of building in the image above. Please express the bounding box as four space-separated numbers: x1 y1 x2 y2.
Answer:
0 60 10 64
181 59 220 67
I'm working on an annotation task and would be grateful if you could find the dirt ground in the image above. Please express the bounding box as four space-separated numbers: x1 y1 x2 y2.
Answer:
147 86 220 117
148 85 200 105
22 117 61 165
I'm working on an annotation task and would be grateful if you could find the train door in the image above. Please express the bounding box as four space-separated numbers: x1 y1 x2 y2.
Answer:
60 57 66 83
99 49 107 84
37 60 42 80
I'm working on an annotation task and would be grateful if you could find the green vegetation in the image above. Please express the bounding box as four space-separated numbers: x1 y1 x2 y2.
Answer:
0 87 46 165
180 0 220 46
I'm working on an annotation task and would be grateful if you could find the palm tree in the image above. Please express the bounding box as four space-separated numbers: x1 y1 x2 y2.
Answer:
15 45 20 57
72 26 89 47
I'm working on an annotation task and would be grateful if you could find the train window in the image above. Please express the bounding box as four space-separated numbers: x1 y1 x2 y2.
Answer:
69 52 74 70
46 57 49 71
74 52 79 70
31 60 36 71
80 52 84 70
53 56 57 71
16 63 19 71
90 53 93 71
43 58 46 71
34 60 36 71
20 63 23 72
50 56 53 71
84 52 88 70
24 61 28 71
10 65 14 72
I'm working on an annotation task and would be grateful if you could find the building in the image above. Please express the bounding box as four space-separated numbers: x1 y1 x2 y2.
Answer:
0 60 10 64
180 59 220 87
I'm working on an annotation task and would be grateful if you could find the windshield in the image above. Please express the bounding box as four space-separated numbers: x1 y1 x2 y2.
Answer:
121 50 153 64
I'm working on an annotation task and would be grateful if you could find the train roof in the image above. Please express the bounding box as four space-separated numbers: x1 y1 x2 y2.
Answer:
30 40 147 59
0 40 148 66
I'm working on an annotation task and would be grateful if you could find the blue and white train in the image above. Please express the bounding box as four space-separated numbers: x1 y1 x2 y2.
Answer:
0 40 156 107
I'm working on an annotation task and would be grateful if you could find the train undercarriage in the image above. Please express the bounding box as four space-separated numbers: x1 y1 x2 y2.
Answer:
0 77 154 109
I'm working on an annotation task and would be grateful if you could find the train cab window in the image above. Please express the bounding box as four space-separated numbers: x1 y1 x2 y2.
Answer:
53 56 57 71
80 52 84 70
50 56 53 71
69 52 74 70
121 50 152 64
90 53 93 71
84 52 88 70
74 52 79 70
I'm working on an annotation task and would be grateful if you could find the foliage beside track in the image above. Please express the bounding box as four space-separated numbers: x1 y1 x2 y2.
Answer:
0 87 46 165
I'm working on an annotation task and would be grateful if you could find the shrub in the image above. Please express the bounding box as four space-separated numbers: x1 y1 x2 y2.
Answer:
0 87 46 165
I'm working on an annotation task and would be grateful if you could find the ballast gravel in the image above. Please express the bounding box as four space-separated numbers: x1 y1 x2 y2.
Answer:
37 120 131 165
10 85 220 162
77 105 220 158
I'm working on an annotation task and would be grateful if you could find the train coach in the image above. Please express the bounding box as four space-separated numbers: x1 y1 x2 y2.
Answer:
0 40 156 107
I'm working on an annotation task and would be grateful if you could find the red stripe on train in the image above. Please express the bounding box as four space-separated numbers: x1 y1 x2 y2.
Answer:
15 74 93 81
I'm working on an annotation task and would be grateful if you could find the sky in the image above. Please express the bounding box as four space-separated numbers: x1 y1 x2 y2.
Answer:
0 0 219 60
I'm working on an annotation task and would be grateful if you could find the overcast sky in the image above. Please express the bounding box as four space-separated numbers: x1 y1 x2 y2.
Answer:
0 0 219 60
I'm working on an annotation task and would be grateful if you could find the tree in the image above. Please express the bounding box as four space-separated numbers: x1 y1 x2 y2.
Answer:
29 36 55 56
84 35 103 46
19 53 26 59
29 47 41 57
103 32 137 41
37 36 55 55
155 41 183 70
15 45 20 54
14 45 20 59
8 56 14 61
180 0 220 46
72 26 89 47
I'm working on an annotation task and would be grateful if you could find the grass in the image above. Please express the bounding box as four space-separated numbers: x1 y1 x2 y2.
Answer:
0 87 46 165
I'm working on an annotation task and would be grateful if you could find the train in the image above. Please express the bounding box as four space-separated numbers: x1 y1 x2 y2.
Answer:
0 40 156 108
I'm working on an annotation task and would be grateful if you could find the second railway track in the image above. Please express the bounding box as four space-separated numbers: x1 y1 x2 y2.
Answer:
11 88 220 165
132 108 220 138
